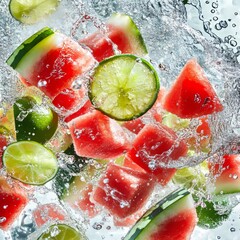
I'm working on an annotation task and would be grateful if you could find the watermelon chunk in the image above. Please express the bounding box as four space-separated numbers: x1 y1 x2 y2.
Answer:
163 59 223 118
93 163 155 219
125 188 197 240
52 88 85 113
80 13 147 62
68 110 130 159
209 155 240 194
17 32 95 99
122 118 145 134
74 184 98 218
0 177 28 230
33 203 65 227
188 116 212 152
126 123 188 185
64 100 93 123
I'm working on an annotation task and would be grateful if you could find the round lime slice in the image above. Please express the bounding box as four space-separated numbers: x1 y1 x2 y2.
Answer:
9 0 60 25
3 141 58 185
37 224 83 240
89 54 160 121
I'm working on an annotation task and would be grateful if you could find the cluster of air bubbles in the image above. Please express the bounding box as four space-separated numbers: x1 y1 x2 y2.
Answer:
187 0 240 54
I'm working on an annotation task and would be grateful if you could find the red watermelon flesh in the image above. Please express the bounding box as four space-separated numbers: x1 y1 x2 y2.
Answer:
52 88 85 113
188 116 212 152
209 155 240 194
80 25 132 62
27 35 95 99
0 177 28 230
68 110 131 159
126 123 188 185
123 155 147 173
33 203 65 227
163 59 223 118
149 208 197 240
64 100 93 123
122 118 145 134
93 163 155 218
73 184 98 218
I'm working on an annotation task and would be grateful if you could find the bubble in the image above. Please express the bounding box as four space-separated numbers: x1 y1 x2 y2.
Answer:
219 20 228 28
92 222 103 230
212 2 218 9
37 80 47 88
230 227 236 232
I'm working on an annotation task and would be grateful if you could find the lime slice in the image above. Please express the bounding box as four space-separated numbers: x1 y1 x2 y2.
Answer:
37 224 83 240
14 96 58 144
89 54 160 121
9 0 60 25
3 141 58 185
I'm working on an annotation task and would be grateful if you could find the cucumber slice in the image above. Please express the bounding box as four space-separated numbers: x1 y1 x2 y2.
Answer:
108 13 148 56
9 0 60 25
89 54 160 121
3 141 58 185
6 27 54 69
125 188 196 240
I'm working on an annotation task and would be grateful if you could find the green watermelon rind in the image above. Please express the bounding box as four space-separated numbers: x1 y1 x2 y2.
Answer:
124 188 193 240
108 13 148 56
6 27 54 69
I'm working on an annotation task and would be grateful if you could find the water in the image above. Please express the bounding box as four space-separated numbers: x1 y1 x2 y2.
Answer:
1 0 240 239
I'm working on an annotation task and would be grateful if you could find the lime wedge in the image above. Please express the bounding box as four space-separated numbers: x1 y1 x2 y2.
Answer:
3 141 58 185
9 0 60 25
37 224 83 240
89 54 160 121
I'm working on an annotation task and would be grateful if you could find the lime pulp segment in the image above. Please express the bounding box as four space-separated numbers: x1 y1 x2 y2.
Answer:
3 141 58 185
37 224 83 240
89 54 160 121
9 0 60 25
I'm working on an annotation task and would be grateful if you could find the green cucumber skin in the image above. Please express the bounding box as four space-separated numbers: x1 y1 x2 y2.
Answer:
124 188 190 240
6 27 54 69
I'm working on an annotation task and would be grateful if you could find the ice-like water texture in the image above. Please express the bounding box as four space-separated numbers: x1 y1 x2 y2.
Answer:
1 0 240 239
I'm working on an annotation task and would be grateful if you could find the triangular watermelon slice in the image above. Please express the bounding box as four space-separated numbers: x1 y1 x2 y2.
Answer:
209 155 240 194
163 59 223 118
